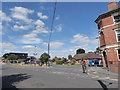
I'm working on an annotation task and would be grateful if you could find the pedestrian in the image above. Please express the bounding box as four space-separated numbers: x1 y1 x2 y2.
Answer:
82 60 88 74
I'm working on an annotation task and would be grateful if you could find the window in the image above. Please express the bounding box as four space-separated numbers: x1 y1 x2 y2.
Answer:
114 15 120 23
116 30 120 42
117 49 120 61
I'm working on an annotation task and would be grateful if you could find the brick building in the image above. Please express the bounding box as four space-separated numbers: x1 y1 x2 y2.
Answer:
95 1 120 73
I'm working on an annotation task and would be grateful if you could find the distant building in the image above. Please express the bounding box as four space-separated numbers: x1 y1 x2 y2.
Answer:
74 52 101 60
95 1 120 73
3 52 28 59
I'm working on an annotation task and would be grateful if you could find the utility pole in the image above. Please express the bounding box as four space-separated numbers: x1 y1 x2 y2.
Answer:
48 1 57 55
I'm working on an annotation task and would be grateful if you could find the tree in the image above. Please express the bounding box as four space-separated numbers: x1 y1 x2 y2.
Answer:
7 54 18 60
39 53 50 66
94 47 100 54
76 48 85 54
68 55 72 60
7 54 18 63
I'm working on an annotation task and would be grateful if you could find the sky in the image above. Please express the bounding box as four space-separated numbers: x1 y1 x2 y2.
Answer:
0 2 109 58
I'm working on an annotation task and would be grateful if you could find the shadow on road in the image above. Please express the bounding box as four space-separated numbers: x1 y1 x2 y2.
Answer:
2 73 31 90
97 80 109 90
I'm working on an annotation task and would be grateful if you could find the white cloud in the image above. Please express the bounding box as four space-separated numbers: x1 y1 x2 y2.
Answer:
10 6 34 23
34 20 45 27
50 49 75 58
43 42 64 49
0 11 11 22
21 37 42 44
71 34 90 44
56 24 62 32
20 19 49 44
21 29 47 44
32 20 49 34
10 6 34 15
71 44 89 50
1 42 16 50
70 33 98 52
20 28 43 44
23 33 37 38
13 25 31 31
3 50 28 54
37 12 48 19
22 45 42 51
71 34 97 44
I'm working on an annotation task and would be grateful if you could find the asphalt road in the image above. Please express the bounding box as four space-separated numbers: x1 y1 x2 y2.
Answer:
1 64 118 89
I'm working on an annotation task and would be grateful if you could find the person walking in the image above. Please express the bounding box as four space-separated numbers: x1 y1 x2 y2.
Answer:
82 60 88 74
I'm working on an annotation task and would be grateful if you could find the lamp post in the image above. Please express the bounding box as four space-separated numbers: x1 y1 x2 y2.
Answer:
33 46 37 57
33 46 37 65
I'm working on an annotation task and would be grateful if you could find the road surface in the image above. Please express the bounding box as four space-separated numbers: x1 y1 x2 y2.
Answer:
1 63 118 89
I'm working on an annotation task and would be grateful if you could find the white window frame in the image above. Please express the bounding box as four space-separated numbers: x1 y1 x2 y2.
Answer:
116 49 120 61
115 29 120 42
112 16 116 24
113 15 120 24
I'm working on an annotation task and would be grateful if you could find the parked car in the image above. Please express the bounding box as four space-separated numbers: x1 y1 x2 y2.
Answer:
88 59 102 67
88 59 95 66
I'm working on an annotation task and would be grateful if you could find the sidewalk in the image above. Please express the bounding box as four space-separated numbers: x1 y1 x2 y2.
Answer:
88 67 118 80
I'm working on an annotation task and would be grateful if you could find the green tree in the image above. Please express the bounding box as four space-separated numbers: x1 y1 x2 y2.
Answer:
94 47 100 54
7 54 18 60
68 55 72 60
7 54 18 63
56 60 64 65
71 61 76 65
76 48 85 54
39 53 50 66
62 58 67 63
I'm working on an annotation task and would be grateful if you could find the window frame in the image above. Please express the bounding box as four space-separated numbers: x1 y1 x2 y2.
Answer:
113 14 120 24
116 49 120 61
115 29 120 42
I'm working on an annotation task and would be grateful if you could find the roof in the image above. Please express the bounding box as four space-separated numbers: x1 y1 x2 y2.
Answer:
95 5 120 23
74 52 101 60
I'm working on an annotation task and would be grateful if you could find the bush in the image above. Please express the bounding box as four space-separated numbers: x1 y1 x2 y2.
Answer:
56 60 64 65
71 61 76 65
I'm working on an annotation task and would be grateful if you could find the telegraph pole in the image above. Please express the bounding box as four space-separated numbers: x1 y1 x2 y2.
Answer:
48 1 57 55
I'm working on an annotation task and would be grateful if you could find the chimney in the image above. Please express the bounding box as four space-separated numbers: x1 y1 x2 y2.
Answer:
108 1 117 11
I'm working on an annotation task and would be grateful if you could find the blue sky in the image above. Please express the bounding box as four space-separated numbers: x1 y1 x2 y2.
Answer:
1 2 108 58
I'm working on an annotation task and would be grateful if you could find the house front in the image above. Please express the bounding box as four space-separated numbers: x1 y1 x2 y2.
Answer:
95 1 120 73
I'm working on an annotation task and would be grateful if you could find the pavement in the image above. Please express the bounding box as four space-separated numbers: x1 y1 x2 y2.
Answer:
1 63 119 89
88 67 118 81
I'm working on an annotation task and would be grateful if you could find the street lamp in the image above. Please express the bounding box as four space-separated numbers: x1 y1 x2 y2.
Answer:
33 46 37 58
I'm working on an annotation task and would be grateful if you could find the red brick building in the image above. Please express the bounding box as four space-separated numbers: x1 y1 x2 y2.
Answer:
95 1 120 73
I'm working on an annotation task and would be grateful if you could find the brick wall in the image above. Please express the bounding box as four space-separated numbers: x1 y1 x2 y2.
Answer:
102 16 114 27
106 47 119 61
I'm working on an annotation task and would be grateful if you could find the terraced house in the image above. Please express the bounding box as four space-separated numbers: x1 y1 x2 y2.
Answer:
95 1 120 73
